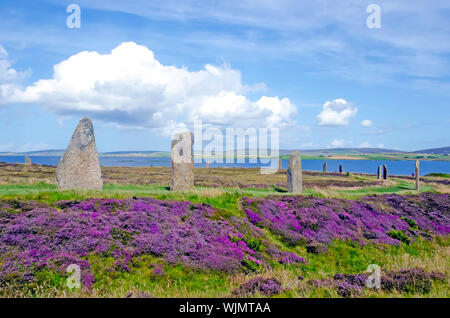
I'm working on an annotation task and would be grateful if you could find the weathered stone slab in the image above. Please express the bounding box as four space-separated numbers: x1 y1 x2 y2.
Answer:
377 165 382 179
287 150 302 193
383 165 388 180
323 161 327 173
339 165 343 173
56 117 103 191
415 160 420 191
171 132 194 191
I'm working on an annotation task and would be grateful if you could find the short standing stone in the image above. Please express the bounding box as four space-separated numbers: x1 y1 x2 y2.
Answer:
287 151 302 193
415 160 420 191
323 161 327 173
206 162 210 169
339 165 343 173
377 165 382 179
171 132 194 191
56 117 103 190
383 165 388 180
25 155 31 166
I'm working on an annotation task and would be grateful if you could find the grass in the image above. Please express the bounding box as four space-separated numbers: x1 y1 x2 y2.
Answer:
427 173 450 178
2 237 447 298
0 165 448 298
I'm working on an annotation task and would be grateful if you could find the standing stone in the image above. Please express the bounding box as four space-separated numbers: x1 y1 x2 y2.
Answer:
25 155 31 166
287 151 302 193
383 165 388 180
171 132 194 191
206 162 210 169
339 165 343 173
279 158 283 170
415 160 420 191
56 117 103 191
323 161 327 173
377 165 382 179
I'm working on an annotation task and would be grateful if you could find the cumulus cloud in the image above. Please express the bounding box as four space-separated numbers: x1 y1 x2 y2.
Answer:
5 42 297 134
360 119 373 127
0 45 28 100
317 99 357 127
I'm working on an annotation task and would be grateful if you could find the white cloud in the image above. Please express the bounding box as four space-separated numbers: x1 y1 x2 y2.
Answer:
360 119 373 127
331 139 345 147
317 99 357 127
5 42 297 135
0 45 28 101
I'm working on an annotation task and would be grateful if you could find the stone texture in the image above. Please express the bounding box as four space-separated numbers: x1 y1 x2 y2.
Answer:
377 165 382 179
287 150 302 193
383 165 388 180
323 161 327 173
56 117 103 191
25 156 31 166
415 160 420 191
339 165 343 173
279 158 282 170
171 132 194 191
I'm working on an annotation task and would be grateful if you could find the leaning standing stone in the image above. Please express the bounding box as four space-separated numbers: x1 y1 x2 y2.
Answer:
171 132 194 191
56 117 103 191
287 151 302 193
323 161 327 173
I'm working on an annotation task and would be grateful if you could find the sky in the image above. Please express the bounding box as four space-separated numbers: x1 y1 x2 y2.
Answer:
0 0 449 153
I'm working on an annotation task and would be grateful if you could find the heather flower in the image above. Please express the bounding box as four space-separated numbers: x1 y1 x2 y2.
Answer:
243 193 449 247
0 197 266 287
232 277 283 297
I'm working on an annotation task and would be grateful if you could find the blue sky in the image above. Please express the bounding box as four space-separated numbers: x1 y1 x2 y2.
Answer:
0 0 449 152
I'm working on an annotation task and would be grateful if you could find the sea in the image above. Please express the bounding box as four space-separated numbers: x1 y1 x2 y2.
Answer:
1 155 450 177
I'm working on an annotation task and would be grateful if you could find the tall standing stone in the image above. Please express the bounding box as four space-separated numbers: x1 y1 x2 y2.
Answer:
279 158 283 170
56 117 103 191
171 132 194 191
415 160 420 191
323 161 327 173
377 165 382 179
383 165 388 180
339 165 343 173
287 151 302 193
25 155 31 166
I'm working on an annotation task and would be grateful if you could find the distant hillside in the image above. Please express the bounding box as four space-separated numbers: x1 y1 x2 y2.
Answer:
411 147 450 155
279 148 404 155
0 150 171 157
